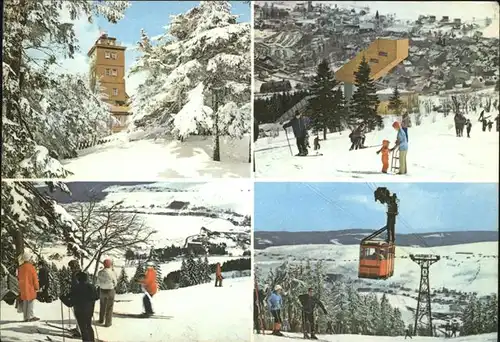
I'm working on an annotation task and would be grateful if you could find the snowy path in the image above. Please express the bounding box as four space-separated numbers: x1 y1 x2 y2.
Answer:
0 278 251 342
254 331 497 341
255 115 499 181
62 135 251 180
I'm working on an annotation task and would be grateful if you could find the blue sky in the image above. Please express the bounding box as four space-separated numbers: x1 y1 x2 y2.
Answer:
59 1 249 93
96 1 250 71
254 182 498 233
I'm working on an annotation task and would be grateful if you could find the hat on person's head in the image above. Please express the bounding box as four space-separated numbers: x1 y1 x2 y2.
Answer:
75 271 88 283
146 260 155 267
274 284 282 291
392 121 400 129
103 259 112 268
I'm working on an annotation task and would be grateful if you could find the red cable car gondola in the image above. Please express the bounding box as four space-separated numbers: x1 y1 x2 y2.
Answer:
358 187 398 280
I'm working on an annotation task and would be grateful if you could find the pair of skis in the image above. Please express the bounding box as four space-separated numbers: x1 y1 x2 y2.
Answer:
41 323 106 342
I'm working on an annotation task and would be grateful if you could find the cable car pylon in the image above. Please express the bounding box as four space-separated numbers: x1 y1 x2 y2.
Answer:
410 254 441 337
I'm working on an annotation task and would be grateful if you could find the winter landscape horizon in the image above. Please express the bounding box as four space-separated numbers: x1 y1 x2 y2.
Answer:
1 180 252 341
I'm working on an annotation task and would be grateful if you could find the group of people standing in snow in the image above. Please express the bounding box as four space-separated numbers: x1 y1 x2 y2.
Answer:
12 252 158 342
478 110 499 134
254 284 328 340
281 111 410 175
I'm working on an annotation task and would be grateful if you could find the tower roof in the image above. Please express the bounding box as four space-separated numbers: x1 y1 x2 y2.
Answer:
87 34 126 56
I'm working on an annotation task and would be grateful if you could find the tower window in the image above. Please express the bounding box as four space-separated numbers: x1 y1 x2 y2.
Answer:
111 69 117 76
105 68 111 76
105 51 111 59
370 58 379 63
378 51 388 57
113 88 118 96
111 52 117 59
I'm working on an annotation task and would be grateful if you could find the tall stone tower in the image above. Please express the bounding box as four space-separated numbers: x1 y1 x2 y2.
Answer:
88 33 131 133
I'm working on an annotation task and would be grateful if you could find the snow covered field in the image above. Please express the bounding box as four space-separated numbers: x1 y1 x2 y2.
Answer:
0 277 252 342
255 113 499 181
62 135 251 179
254 331 498 342
255 242 498 296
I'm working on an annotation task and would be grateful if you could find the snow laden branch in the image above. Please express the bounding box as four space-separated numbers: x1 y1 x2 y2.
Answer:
131 1 251 161
2 0 129 178
66 197 155 278
1 181 84 270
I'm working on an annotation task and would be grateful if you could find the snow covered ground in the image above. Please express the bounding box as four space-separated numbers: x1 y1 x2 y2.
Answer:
255 241 497 330
255 112 499 181
255 242 498 296
0 277 252 342
62 135 251 179
254 331 498 342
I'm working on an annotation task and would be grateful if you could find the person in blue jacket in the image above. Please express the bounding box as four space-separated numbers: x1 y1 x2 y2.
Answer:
267 284 284 336
283 111 310 156
390 121 408 174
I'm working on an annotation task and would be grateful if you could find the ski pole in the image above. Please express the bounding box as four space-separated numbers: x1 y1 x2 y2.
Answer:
284 129 293 156
60 299 66 342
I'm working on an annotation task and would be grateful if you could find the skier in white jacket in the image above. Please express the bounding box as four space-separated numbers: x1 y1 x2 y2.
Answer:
96 259 117 327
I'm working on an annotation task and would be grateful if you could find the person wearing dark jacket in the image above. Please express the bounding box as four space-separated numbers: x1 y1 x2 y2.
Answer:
298 288 327 340
37 260 50 303
253 288 265 334
349 123 366 150
70 272 100 342
466 119 472 138
283 111 309 156
67 259 83 337
404 326 413 339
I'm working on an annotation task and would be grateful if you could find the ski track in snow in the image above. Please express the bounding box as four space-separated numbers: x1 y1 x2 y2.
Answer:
0 278 251 342
253 331 498 341
255 113 499 181
62 135 251 180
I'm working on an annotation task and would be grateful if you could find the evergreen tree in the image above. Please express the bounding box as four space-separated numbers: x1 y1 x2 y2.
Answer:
461 293 478 335
378 294 391 335
485 294 498 333
131 1 251 161
388 86 403 114
391 308 405 336
2 0 129 178
129 263 146 294
308 59 339 139
350 56 382 130
48 262 60 300
202 255 212 283
179 258 190 288
58 266 72 295
185 252 199 285
116 267 129 294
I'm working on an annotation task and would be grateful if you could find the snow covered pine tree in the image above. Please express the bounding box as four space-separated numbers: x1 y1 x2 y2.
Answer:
130 1 251 162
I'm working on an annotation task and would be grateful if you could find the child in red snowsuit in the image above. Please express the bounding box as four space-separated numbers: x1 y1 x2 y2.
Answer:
376 140 390 173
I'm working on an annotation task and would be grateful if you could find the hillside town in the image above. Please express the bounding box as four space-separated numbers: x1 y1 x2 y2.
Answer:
254 1 499 99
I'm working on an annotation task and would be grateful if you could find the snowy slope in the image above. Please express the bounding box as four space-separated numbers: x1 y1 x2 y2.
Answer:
62 135 251 179
254 331 497 342
0 278 252 342
255 242 498 296
255 110 499 181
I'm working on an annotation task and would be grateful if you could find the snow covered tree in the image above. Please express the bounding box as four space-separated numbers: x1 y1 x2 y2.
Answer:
129 263 146 294
485 294 498 333
40 74 114 159
308 59 339 139
390 307 405 336
350 56 382 129
116 267 129 294
202 255 212 283
179 258 190 287
2 0 129 178
130 1 251 162
377 293 392 335
1 181 84 271
388 86 403 114
58 266 73 295
48 262 61 300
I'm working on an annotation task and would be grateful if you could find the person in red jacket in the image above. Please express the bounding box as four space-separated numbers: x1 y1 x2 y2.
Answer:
140 261 158 317
215 262 223 287
17 252 40 322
